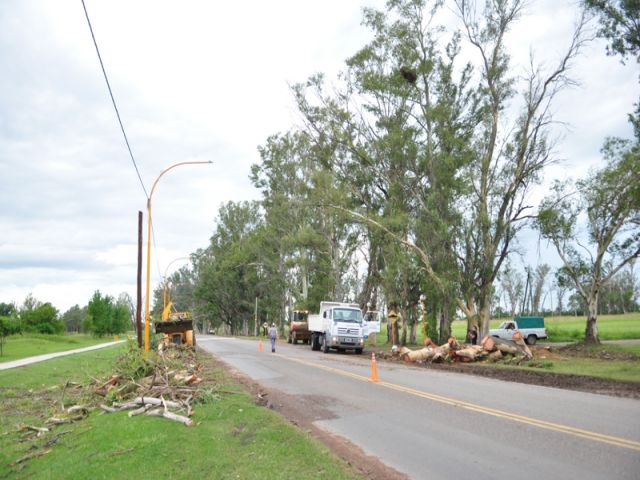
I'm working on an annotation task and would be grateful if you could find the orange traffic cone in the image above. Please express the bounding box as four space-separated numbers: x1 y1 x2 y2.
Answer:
369 352 379 383
258 338 263 353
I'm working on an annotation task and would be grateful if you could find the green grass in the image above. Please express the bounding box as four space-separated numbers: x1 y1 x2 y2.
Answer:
482 356 640 383
0 344 363 480
602 344 640 356
362 313 640 346
547 359 640 382
0 333 118 363
545 313 640 342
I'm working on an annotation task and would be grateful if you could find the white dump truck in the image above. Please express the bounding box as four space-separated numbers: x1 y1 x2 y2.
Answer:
308 301 365 354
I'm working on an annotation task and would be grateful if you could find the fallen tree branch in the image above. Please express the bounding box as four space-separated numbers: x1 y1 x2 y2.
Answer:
133 396 181 409
146 408 193 427
10 449 51 466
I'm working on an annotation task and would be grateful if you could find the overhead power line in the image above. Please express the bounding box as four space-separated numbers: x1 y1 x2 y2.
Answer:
80 0 149 199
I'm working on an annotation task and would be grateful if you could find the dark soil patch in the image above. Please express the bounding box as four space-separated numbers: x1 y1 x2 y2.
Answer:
415 362 640 399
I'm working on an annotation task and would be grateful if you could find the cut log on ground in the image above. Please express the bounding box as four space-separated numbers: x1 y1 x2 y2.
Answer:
453 345 487 362
489 337 520 355
402 347 436 363
488 350 503 362
132 396 181 409
146 408 193 427
511 331 533 359
481 335 495 352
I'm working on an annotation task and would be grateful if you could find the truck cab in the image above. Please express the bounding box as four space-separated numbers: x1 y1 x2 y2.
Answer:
308 302 365 354
287 310 310 344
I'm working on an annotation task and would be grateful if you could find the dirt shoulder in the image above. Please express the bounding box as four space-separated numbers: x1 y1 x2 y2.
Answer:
414 362 640 399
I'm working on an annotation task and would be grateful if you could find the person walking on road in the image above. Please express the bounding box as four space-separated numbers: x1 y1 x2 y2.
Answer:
268 323 278 353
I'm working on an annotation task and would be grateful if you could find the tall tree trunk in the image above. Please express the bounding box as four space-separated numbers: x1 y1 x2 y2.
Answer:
438 298 451 344
400 308 408 346
585 294 600 344
409 308 417 345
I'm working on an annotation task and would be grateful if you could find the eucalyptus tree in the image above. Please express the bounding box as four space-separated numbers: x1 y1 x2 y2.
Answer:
448 0 588 336
536 138 640 342
597 266 639 314
251 130 356 312
499 261 523 316
291 1 475 341
288 0 587 341
584 0 640 62
62 304 86 333
531 264 551 315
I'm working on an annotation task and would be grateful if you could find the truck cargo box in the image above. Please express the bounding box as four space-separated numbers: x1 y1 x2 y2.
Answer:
514 316 544 329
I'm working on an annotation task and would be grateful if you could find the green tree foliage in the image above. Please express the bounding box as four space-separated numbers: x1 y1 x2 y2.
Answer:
84 291 130 336
536 138 640 342
598 266 639 313
62 305 87 333
585 0 640 61
19 295 63 334
194 201 287 335
0 302 16 317
252 131 354 314
0 317 10 356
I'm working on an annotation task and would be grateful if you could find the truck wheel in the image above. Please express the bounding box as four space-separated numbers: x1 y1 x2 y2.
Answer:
311 333 319 351
287 335 292 344
355 348 363 354
526 335 537 345
292 332 297 344
322 335 329 354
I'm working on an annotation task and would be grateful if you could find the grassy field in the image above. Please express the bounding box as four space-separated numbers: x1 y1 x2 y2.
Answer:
476 351 640 383
545 313 640 341
0 344 363 480
0 333 116 363
361 312 640 346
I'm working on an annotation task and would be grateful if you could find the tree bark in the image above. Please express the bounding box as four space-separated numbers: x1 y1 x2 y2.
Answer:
585 295 600 344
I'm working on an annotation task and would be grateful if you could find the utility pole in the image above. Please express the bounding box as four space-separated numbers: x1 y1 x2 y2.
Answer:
136 211 143 348
254 297 258 337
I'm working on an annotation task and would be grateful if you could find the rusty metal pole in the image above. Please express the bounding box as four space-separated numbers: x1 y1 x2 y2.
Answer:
136 211 143 348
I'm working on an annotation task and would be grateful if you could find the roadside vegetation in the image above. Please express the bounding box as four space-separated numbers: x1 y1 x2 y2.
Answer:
0 292 134 358
0 343 363 480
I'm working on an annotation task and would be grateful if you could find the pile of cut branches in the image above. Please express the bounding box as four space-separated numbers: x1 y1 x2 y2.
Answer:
93 341 204 427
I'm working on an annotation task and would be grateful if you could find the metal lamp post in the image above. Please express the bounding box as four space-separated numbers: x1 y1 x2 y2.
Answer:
144 160 212 352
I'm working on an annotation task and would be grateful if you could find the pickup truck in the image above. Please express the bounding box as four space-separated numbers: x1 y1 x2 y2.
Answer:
490 316 548 345
308 301 365 354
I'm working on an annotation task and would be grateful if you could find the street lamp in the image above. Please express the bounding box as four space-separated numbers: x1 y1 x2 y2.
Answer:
144 160 212 352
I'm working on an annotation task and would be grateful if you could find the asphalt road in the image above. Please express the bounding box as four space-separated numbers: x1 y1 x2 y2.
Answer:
198 335 640 480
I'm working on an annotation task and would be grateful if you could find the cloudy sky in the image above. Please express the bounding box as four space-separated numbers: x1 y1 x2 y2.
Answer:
0 0 637 313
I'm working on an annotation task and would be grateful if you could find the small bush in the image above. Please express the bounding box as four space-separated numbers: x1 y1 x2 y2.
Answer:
113 340 156 380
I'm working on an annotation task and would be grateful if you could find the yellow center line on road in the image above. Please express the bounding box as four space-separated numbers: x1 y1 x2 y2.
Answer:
278 353 640 452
